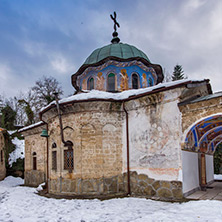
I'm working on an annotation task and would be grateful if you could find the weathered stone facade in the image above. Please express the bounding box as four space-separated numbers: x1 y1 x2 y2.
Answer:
0 128 6 180
22 123 47 186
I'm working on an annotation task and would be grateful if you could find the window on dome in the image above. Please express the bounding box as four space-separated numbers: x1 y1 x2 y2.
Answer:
132 73 139 89
87 77 94 90
148 78 153 86
107 73 115 92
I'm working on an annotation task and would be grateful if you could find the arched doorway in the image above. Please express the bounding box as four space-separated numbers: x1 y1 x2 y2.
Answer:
182 114 222 194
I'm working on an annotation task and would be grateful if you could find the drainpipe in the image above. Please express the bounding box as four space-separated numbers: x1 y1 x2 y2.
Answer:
46 123 49 193
54 93 69 147
123 102 131 195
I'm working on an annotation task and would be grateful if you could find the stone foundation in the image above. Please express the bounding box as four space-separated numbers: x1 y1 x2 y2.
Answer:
25 170 46 187
49 171 183 200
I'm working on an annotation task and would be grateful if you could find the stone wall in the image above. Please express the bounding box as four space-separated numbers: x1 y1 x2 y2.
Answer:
45 101 124 191
22 125 47 186
49 171 182 200
0 130 6 180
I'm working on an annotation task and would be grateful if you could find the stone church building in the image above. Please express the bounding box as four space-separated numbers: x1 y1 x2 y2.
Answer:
19 20 222 200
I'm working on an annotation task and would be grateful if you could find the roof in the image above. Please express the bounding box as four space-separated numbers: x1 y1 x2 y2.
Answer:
41 79 210 115
71 43 164 91
84 43 150 65
18 121 45 133
179 91 222 106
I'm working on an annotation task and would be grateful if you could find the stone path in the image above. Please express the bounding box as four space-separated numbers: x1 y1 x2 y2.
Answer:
186 181 222 200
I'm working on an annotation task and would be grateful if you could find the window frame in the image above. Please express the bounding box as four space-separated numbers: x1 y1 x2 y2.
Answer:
131 73 140 89
107 73 116 92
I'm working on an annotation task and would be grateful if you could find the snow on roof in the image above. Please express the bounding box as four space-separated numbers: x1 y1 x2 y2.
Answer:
40 79 208 113
18 121 45 133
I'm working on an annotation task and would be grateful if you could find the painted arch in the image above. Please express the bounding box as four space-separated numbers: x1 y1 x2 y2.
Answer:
184 115 222 154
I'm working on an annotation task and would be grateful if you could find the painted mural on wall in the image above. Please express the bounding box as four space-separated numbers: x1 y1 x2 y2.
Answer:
77 60 157 91
184 115 222 154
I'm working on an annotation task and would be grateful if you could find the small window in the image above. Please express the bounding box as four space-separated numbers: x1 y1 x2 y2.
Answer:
64 146 74 172
33 157 37 170
132 74 139 89
1 150 3 163
107 73 115 92
52 151 57 170
148 78 153 86
52 142 57 148
87 77 94 90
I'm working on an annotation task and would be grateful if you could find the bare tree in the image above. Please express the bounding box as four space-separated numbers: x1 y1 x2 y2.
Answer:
31 76 63 114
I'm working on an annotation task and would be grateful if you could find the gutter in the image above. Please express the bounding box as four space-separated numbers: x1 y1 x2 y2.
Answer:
123 102 131 195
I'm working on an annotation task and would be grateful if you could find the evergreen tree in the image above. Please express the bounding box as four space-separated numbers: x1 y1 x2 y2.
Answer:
1 105 16 130
18 99 34 126
172 65 185 81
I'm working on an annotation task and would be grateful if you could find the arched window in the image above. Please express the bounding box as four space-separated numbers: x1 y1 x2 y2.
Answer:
148 78 153 86
132 73 139 89
107 73 115 92
64 141 74 173
32 152 37 170
87 77 94 90
1 150 3 163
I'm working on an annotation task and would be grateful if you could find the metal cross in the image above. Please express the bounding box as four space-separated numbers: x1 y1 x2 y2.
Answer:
110 11 120 32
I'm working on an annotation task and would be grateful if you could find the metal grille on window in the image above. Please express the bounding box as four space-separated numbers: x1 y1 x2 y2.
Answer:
52 151 57 170
64 147 74 172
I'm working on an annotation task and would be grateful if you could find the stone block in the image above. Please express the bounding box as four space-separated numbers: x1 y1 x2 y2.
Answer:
146 178 155 185
172 189 183 199
82 180 95 193
157 188 173 199
171 181 182 189
144 185 156 196
161 181 171 189
138 174 148 181
152 181 161 190
139 180 148 188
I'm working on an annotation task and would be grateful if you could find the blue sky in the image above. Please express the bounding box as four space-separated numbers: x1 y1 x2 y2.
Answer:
0 0 221 98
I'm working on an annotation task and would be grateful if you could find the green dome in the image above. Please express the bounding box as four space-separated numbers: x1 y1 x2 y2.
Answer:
84 43 150 65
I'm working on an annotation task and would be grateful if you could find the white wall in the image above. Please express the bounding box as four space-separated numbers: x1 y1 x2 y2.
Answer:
206 154 214 183
182 151 199 194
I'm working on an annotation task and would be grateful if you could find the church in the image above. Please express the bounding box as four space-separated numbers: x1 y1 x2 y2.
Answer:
19 13 222 200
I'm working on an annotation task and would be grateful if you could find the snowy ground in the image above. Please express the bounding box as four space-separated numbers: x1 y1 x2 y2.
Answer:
8 137 25 167
1 177 222 221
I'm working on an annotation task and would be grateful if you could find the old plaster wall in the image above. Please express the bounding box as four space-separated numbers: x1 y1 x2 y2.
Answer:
206 154 214 183
45 101 124 194
23 126 47 186
0 130 6 180
181 151 199 194
124 89 183 182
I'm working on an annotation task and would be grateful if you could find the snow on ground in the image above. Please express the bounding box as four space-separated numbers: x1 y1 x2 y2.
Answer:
8 137 25 167
214 174 222 180
0 177 222 222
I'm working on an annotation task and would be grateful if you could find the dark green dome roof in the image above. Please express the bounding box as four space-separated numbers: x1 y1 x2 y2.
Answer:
84 43 150 65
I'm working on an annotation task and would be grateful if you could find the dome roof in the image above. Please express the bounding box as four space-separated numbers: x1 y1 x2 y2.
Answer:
84 43 150 65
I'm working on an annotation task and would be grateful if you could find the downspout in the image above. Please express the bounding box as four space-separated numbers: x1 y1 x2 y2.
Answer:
40 120 49 193
46 123 49 193
54 93 68 146
53 93 72 192
123 102 131 195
